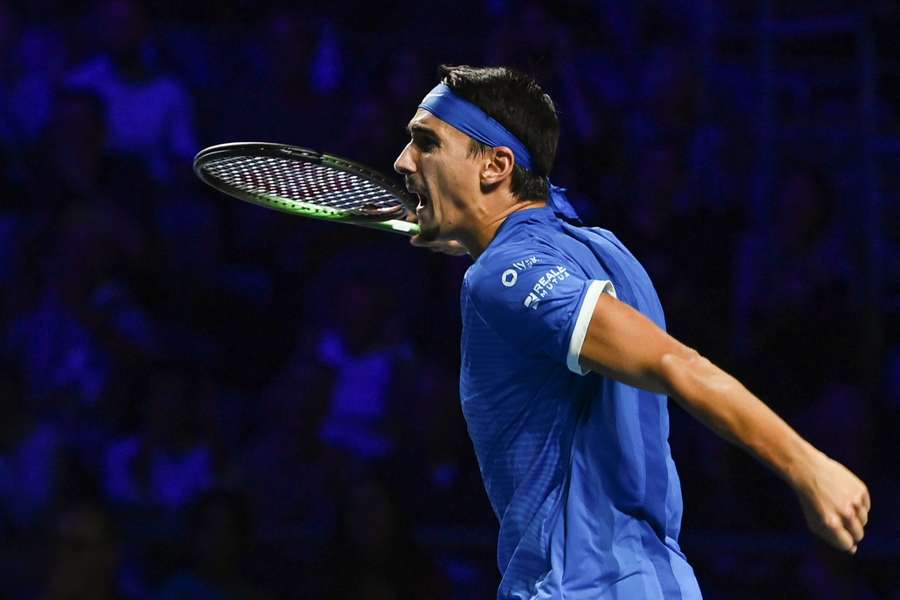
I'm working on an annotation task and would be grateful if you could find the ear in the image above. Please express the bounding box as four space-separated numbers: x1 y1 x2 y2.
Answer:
480 146 515 187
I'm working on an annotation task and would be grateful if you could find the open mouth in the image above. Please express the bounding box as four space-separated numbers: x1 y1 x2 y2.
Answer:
405 180 430 213
412 191 429 212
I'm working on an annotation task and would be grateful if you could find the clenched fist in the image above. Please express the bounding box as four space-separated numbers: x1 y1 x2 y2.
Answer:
792 449 870 553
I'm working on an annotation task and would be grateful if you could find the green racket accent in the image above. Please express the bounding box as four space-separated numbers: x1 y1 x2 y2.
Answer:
237 191 419 235
193 142 420 236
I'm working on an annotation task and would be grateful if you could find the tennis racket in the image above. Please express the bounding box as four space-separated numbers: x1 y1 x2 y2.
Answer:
193 142 420 236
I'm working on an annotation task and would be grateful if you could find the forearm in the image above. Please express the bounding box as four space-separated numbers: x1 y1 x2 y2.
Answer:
579 297 814 473
579 294 869 551
582 295 823 486
658 350 817 487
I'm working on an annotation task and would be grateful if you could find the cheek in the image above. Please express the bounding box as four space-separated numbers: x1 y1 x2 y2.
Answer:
435 163 472 207
422 161 448 204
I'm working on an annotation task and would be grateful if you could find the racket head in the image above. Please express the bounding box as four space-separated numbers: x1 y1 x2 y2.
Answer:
193 142 419 234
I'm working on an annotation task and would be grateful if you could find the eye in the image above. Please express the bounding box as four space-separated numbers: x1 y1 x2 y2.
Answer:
413 134 438 152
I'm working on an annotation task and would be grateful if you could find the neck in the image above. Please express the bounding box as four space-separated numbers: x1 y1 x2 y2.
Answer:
461 198 546 259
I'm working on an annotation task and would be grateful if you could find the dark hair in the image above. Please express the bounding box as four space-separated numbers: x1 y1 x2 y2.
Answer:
438 65 559 201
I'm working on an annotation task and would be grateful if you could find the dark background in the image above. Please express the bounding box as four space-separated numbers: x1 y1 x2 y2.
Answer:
0 0 898 598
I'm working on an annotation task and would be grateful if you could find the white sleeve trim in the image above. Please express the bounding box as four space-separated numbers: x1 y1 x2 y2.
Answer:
566 280 617 375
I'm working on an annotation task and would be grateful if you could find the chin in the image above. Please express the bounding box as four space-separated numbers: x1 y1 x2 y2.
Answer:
418 224 441 242
416 215 442 240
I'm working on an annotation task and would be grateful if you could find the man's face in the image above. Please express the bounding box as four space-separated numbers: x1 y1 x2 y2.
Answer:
394 109 482 241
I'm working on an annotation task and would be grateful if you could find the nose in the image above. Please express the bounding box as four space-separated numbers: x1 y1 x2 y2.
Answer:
393 142 415 176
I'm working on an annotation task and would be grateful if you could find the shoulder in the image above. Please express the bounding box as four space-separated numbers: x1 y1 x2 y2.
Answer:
467 240 577 294
464 238 591 322
461 234 610 364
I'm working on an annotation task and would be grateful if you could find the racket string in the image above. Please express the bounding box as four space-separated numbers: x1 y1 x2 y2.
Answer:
202 155 400 211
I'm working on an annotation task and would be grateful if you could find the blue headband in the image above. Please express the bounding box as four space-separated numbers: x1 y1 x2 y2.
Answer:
418 83 581 223
419 83 534 171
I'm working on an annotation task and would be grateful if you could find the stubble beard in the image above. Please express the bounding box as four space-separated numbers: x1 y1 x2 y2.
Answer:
418 220 440 241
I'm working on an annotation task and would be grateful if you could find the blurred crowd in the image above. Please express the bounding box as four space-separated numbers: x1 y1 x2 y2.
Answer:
0 0 897 598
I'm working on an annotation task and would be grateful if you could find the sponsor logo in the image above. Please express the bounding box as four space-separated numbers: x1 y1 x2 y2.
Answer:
501 269 518 287
512 256 540 271
522 265 569 308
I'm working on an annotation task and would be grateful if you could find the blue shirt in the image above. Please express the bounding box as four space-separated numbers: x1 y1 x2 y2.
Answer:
460 207 702 599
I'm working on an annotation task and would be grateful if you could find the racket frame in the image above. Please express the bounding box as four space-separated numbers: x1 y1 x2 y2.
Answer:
193 142 420 236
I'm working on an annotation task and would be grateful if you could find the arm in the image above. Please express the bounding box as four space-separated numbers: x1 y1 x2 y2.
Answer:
580 293 871 553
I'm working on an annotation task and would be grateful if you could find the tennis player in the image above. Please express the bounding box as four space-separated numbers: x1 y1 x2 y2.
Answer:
394 65 869 599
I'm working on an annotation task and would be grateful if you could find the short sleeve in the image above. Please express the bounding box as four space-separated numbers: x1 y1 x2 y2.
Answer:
466 252 617 375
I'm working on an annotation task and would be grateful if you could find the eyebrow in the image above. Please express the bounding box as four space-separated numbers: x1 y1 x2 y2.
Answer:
405 123 439 139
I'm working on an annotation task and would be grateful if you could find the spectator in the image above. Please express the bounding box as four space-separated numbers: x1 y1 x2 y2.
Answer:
4 201 154 409
65 0 198 183
0 364 65 537
311 250 415 463
731 165 860 407
0 1 23 177
156 489 270 600
28 87 156 223
0 0 72 154
320 476 451 600
390 361 492 529
0 3 893 598
217 10 344 147
39 501 135 600
103 364 219 513
239 360 341 578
